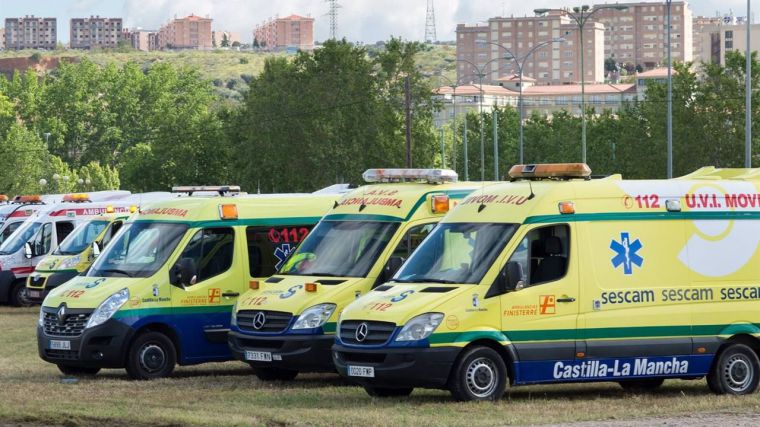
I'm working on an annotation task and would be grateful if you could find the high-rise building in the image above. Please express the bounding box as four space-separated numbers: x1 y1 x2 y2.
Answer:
253 15 315 51
692 16 724 63
4 16 57 50
158 14 213 50
456 13 605 86
70 16 123 49
592 1 693 69
696 22 760 66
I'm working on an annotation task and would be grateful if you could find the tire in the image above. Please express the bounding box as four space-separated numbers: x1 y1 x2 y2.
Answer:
707 343 760 395
364 386 414 398
57 364 101 376
9 281 32 307
253 367 299 381
125 331 176 380
618 378 664 392
448 346 508 402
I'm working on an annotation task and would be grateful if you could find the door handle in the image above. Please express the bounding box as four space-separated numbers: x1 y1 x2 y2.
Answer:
557 297 575 303
222 291 240 298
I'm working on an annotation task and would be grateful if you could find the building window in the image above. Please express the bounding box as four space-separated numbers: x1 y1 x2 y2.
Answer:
725 30 733 39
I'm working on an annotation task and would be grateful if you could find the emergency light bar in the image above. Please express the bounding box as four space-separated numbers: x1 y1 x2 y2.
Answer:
63 193 91 203
362 169 458 184
13 195 43 204
509 163 591 180
172 186 241 196
0 195 7 203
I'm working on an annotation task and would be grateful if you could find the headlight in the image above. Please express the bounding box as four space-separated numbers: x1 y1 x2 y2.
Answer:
230 301 238 327
85 288 129 329
291 303 336 330
59 255 82 270
395 313 444 342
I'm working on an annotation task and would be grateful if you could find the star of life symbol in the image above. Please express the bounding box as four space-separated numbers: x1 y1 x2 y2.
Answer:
610 232 643 275
273 244 293 270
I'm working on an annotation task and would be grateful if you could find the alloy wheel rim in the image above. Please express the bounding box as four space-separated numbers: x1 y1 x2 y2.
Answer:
465 357 498 398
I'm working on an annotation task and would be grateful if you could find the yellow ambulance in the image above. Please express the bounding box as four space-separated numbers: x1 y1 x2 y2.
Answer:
228 169 492 380
37 186 339 379
335 163 760 400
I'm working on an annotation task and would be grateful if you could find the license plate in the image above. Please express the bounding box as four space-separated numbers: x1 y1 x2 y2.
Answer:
348 365 375 378
49 340 71 350
28 290 41 299
245 351 272 362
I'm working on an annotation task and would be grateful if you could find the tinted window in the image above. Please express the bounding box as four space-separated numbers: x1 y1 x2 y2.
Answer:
178 228 235 283
55 221 75 245
246 225 312 277
507 224 570 287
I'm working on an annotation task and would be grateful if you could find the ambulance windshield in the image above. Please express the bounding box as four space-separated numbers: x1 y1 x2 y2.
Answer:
280 220 400 278
55 220 110 255
88 222 187 278
0 221 42 255
393 222 517 285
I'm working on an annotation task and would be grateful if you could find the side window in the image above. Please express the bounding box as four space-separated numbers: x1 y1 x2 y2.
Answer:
246 225 312 278
100 220 123 248
507 224 570 287
56 221 75 245
33 223 53 256
0 221 21 244
178 227 235 283
392 223 436 260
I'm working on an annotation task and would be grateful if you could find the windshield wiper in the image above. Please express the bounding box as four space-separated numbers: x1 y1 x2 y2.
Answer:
99 268 134 277
304 272 341 277
393 278 458 284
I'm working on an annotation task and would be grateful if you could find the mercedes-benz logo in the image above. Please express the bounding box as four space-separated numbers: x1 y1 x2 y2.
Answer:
57 305 67 324
252 312 266 330
355 322 369 342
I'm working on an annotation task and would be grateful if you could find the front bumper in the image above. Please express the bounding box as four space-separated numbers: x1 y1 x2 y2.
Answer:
0 271 18 303
332 343 460 389
37 307 134 369
228 330 335 372
27 271 79 303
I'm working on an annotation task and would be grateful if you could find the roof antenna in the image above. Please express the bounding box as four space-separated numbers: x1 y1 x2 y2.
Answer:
527 180 536 200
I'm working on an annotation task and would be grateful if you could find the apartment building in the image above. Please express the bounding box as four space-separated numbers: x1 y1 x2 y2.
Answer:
692 16 725 63
3 16 57 50
253 15 315 51
456 13 605 86
0 29 5 49
129 29 159 51
70 16 123 49
593 1 693 69
696 22 760 66
158 14 213 50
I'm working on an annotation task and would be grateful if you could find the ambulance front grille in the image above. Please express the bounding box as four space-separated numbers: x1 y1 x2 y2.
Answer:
339 320 396 345
28 275 46 288
237 310 292 333
43 311 90 337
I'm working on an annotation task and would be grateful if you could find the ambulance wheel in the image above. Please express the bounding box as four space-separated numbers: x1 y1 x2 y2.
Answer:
57 364 101 376
126 331 176 380
707 343 760 395
253 367 299 381
448 346 508 401
363 386 414 398
10 281 32 307
618 378 664 392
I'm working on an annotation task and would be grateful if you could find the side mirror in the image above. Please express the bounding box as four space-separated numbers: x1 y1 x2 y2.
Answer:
91 241 101 258
373 256 405 289
23 242 33 259
170 257 198 288
486 261 524 298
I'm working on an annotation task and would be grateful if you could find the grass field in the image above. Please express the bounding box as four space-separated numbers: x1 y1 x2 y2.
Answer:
2 307 760 426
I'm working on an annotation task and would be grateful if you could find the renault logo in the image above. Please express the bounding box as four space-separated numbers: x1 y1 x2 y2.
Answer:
57 305 67 324
355 322 369 342
252 312 266 330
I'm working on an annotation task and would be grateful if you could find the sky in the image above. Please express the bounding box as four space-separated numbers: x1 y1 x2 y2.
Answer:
0 0 752 44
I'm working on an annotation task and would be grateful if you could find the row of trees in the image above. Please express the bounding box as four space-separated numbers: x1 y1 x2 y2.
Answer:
1 44 759 195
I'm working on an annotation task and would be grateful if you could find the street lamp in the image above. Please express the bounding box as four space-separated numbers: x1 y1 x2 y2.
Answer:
535 5 628 163
430 72 459 171
476 38 565 163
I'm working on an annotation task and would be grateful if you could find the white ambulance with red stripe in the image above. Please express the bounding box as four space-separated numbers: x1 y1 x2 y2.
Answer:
0 193 132 306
